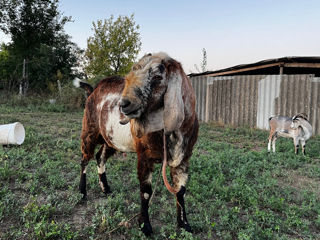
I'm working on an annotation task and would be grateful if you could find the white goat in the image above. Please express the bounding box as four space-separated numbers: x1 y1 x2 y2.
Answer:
268 113 313 154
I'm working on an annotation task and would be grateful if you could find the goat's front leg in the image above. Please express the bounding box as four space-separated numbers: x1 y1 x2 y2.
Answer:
137 158 154 236
293 138 299 155
272 133 277 153
268 132 274 152
170 161 192 232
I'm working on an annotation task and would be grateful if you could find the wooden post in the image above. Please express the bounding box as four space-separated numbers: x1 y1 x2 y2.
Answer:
279 65 283 75
57 79 62 97
19 59 26 98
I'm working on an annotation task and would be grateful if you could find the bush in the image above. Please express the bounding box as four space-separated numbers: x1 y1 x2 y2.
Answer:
0 82 86 112
57 82 86 109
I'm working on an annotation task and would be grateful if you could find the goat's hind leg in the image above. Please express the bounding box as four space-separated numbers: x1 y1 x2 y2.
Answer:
96 144 115 194
268 132 273 152
271 133 277 153
79 155 89 199
170 161 192 233
79 132 98 199
301 139 306 155
79 152 93 199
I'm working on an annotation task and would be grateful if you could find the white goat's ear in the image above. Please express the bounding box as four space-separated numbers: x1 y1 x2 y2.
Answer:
163 71 184 133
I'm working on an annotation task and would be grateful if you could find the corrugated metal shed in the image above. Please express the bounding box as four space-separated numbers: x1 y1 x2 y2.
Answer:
189 57 320 135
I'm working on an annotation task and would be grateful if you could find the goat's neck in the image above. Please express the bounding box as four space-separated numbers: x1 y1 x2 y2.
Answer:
299 120 312 139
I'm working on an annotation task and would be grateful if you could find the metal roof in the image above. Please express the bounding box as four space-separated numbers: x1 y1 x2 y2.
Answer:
188 56 320 77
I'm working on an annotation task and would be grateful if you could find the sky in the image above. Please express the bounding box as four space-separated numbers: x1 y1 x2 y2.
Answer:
1 0 320 73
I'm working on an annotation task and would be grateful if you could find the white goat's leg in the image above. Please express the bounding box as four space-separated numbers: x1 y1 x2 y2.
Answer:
293 138 299 155
268 131 274 152
301 139 306 155
272 135 277 153
268 139 271 152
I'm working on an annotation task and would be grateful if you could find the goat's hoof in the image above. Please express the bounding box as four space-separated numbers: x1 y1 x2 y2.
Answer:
179 222 193 233
138 219 153 236
80 194 87 203
104 186 112 194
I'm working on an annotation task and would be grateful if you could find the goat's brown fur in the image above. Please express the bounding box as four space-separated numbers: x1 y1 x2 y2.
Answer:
79 53 198 236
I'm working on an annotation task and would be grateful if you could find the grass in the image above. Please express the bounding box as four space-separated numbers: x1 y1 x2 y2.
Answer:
0 104 319 239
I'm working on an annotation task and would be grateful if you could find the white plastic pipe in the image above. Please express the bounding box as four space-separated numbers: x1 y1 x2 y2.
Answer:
0 122 25 145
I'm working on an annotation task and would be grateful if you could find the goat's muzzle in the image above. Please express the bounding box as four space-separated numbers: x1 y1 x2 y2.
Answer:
119 98 142 124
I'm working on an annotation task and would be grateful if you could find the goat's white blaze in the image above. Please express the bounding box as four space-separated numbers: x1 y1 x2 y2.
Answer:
101 94 135 152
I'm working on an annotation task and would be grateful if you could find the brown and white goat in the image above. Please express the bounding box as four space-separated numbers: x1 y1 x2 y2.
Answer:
79 52 198 236
268 113 312 154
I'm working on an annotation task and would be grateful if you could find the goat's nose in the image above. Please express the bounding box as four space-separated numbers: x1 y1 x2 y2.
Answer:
120 98 131 109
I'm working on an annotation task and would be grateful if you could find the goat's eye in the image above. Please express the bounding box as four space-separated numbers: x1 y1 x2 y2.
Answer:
152 75 162 81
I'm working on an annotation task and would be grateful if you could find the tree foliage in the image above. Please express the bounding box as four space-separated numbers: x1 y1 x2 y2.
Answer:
85 14 141 79
201 48 207 72
0 0 81 92
194 48 208 73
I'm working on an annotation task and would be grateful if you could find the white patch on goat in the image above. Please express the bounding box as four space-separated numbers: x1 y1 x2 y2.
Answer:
82 166 87 174
145 173 152 184
168 131 184 168
72 78 80 88
97 94 119 111
176 172 188 189
143 193 150 200
99 181 105 192
144 109 165 133
267 140 271 152
97 146 106 174
103 95 135 152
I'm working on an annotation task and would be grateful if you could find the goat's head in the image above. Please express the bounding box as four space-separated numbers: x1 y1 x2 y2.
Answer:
119 53 185 134
291 113 308 129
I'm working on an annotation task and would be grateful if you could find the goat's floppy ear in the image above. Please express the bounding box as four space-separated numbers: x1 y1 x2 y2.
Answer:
163 70 185 133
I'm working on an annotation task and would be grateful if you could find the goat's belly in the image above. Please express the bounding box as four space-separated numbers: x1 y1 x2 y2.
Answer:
278 131 292 138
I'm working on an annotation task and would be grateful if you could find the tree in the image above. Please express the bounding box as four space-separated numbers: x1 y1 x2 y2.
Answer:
0 0 81 92
194 48 208 73
201 48 207 72
85 14 141 79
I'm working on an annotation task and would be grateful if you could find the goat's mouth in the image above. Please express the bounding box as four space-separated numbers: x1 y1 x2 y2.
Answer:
119 106 142 125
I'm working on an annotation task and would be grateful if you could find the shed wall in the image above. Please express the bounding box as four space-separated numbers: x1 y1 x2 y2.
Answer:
190 74 320 135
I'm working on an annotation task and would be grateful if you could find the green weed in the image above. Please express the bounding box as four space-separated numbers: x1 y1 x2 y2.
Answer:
0 106 319 239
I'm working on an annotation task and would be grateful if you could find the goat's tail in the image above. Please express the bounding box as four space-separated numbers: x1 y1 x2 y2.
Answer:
73 78 94 96
268 116 275 122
